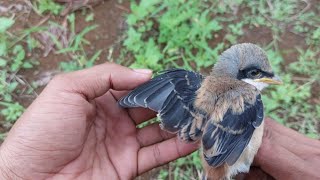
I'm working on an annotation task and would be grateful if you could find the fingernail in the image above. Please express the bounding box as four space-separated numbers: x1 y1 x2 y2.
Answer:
133 69 153 74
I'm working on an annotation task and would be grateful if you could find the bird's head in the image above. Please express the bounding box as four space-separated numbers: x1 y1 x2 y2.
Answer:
212 43 282 90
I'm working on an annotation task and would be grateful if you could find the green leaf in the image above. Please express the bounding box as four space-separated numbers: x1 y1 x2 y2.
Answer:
0 17 15 33
0 58 7 67
144 38 163 67
127 14 138 25
36 0 63 15
10 45 26 71
86 50 102 67
0 42 7 56
124 28 143 53
22 62 33 69
85 13 94 22
208 20 223 32
8 82 18 92
13 45 26 62
67 13 76 34
3 94 12 102
0 102 25 122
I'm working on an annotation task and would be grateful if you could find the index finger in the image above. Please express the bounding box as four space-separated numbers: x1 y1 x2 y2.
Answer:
137 137 199 175
48 63 152 100
265 118 320 148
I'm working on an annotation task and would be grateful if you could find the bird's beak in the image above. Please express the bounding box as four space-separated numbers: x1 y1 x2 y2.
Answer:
254 76 283 85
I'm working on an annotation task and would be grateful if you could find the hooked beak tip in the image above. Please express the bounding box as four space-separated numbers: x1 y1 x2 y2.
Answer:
272 76 283 85
254 76 283 85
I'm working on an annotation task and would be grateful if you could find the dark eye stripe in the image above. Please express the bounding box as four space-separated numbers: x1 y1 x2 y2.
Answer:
237 67 274 80
261 71 274 77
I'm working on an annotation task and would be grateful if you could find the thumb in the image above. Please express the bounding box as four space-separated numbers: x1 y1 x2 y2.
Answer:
48 63 152 100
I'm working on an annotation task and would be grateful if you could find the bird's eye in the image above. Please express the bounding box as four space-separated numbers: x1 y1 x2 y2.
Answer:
249 70 261 78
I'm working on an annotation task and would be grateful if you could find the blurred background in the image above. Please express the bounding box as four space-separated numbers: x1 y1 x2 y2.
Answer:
0 0 319 179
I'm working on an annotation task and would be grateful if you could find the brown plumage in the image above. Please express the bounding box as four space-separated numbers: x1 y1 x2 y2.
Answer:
195 76 259 122
119 43 282 179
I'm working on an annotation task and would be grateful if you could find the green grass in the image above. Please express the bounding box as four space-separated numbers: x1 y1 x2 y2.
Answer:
1 0 320 178
32 0 64 15
0 17 38 126
123 0 225 71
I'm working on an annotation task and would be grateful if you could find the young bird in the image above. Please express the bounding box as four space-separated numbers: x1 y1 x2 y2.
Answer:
119 43 282 180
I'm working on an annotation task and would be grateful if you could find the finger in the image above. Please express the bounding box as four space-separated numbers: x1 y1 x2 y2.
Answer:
136 123 175 147
137 137 198 175
266 127 318 158
49 63 152 100
255 140 311 180
259 122 316 163
265 118 320 148
111 90 157 124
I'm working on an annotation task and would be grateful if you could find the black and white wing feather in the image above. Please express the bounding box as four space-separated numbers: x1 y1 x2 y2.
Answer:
202 95 264 167
119 69 204 133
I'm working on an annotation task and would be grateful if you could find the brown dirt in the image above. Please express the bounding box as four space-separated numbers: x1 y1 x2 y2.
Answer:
239 26 273 46
279 31 307 66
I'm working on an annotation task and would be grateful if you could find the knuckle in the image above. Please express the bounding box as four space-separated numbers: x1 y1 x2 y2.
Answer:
262 127 273 142
102 62 117 70
51 73 67 84
45 73 76 93
174 138 183 157
152 144 162 165
50 73 73 86
136 131 144 147
158 126 168 140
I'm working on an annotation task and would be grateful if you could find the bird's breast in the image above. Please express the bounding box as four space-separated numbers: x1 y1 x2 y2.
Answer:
195 76 259 123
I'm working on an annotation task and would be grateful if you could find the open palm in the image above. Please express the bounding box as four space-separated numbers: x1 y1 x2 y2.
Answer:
0 64 197 180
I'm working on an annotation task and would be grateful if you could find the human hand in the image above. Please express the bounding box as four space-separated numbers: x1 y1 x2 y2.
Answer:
238 118 320 180
0 63 198 179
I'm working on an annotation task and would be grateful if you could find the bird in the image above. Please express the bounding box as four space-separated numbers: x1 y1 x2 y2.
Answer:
119 43 282 180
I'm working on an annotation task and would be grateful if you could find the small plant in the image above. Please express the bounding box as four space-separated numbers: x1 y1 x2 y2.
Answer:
53 13 102 72
123 0 225 71
289 48 320 78
0 17 40 124
60 50 102 71
0 102 24 122
32 0 64 15
0 17 15 65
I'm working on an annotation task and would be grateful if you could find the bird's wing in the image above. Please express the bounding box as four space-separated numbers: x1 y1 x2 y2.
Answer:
202 94 264 167
119 69 204 133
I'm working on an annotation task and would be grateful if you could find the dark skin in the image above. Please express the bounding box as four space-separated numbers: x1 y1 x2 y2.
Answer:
0 63 319 180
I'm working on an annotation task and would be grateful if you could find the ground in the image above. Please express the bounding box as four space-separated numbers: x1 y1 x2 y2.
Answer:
0 0 319 179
